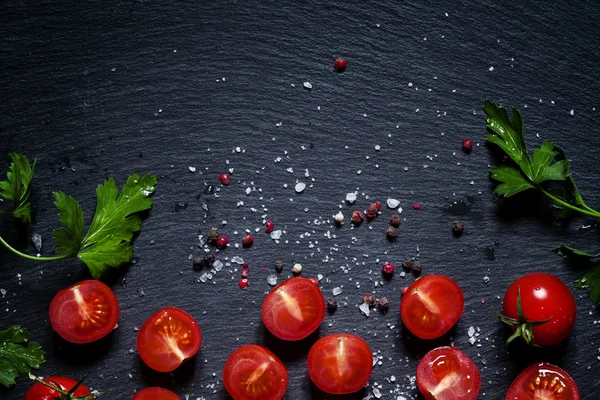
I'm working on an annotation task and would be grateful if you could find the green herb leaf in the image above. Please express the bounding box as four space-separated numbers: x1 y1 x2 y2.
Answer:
0 153 36 223
0 326 45 387
489 166 534 197
530 141 568 183
53 174 158 279
575 264 600 304
552 245 600 260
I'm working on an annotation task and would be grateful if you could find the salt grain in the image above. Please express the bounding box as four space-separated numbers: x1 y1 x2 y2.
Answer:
303 82 312 89
295 182 306 193
386 198 400 209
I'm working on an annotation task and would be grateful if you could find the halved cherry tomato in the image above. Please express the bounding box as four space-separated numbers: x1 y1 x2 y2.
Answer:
132 387 180 400
506 362 580 400
307 333 373 394
261 277 325 341
502 272 576 347
25 376 93 400
223 344 288 400
137 307 202 372
49 280 119 344
416 346 481 400
400 275 464 339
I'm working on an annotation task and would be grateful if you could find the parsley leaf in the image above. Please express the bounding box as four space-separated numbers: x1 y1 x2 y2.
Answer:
0 325 45 387
0 153 36 223
575 264 600 304
552 245 600 260
53 173 158 279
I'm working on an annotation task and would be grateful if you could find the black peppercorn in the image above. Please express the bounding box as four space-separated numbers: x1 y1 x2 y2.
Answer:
327 299 338 312
386 226 397 240
402 257 413 270
274 259 284 271
452 220 465 235
207 227 219 244
412 261 422 275
378 297 390 311
362 293 377 306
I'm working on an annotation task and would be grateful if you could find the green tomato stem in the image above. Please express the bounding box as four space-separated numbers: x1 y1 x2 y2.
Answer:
539 187 600 218
0 236 68 261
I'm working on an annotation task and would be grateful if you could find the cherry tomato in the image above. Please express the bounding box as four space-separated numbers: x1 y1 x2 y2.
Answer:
261 277 325 341
502 273 576 347
400 275 464 339
223 344 288 400
137 307 202 372
132 387 180 400
307 334 373 394
49 280 119 344
416 346 481 400
25 376 93 400
506 362 580 400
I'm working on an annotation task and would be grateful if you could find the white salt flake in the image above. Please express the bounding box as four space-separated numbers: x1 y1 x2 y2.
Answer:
469 337 477 345
359 302 370 317
303 82 312 89
468 326 476 337
0 289 6 298
188 166 196 173
231 256 244 264
570 109 575 116
346 192 357 204
332 287 342 296
397 207 403 214
386 198 400 209
489 66 495 71
267 275 278 286
270 230 282 240
245 187 252 195
213 260 223 272
295 182 306 193
373 388 382 399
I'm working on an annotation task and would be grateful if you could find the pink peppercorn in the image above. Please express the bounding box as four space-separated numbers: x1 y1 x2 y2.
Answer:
462 138 473 151
216 236 228 249
265 221 274 233
220 173 230 185
238 278 249 289
242 234 254 247
382 262 395 275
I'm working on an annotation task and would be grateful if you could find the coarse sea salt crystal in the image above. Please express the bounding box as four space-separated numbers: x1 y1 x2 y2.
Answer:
270 230 282 240
346 193 357 203
359 302 370 317
231 256 244 264
468 326 476 337
386 198 400 209
213 260 223 272
295 182 306 193
332 287 342 296
303 82 312 89
267 275 278 286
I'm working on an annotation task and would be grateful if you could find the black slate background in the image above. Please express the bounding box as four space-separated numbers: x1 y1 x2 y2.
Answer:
1 0 600 399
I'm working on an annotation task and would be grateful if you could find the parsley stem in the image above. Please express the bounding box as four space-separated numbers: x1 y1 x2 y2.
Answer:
0 236 69 261
539 187 600 218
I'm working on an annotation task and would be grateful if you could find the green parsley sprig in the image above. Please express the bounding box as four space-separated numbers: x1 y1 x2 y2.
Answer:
0 325 45 387
0 153 36 223
485 101 600 303
0 153 157 279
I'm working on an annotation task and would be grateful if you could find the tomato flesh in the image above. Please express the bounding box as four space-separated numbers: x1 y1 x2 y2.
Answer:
223 344 288 400
132 387 180 400
506 362 580 400
261 277 325 341
503 273 576 347
49 280 120 344
137 307 202 372
25 376 93 400
400 275 464 339
307 334 373 394
416 347 480 400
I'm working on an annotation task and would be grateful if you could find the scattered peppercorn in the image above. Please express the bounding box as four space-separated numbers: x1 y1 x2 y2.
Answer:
402 257 413 270
327 298 338 312
382 262 395 275
375 201 381 211
462 138 473 152
412 203 422 210
265 220 275 233
351 210 365 224
412 260 422 275
362 293 377 306
192 256 204 270
452 220 465 235
220 173 230 185
386 226 397 240
292 263 303 274
389 214 401 228
216 236 228 249
242 234 254 247
378 297 390 311
207 227 219 244
274 259 284 271
366 203 378 219
334 212 344 225
333 57 347 72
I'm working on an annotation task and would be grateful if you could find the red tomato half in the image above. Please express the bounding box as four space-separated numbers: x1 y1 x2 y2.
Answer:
223 344 288 400
400 275 464 339
506 362 580 400
49 280 120 344
307 334 373 395
132 387 180 400
416 347 481 400
261 277 325 341
502 273 576 347
137 307 202 372
25 376 93 400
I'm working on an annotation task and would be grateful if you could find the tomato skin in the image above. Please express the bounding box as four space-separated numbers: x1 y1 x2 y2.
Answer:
506 362 580 400
400 275 464 339
132 387 180 400
137 307 202 372
416 347 480 400
308 334 373 395
503 273 576 347
261 277 326 341
25 376 93 400
49 280 120 344
223 344 288 400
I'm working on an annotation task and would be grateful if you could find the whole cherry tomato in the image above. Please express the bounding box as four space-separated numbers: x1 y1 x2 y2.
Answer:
132 387 180 399
25 376 94 400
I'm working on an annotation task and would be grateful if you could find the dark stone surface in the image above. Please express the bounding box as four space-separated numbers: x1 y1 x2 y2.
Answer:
1 0 599 398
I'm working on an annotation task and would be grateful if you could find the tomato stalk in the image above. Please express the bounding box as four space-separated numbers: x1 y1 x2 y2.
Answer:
28 373 100 400
492 288 552 347
0 236 68 261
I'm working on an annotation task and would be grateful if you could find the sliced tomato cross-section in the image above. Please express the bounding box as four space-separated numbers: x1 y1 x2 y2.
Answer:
49 280 120 344
506 362 580 400
131 387 180 400
137 307 202 372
